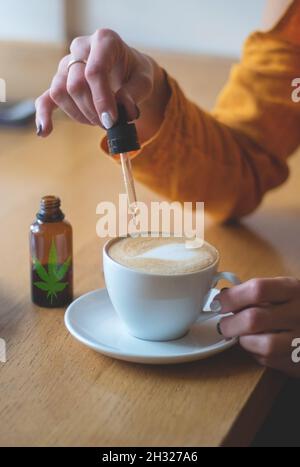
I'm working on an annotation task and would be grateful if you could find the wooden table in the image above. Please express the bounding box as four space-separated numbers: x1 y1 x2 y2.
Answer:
1 51 300 447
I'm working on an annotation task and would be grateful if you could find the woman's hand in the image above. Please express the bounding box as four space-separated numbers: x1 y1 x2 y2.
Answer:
35 29 170 141
214 277 300 377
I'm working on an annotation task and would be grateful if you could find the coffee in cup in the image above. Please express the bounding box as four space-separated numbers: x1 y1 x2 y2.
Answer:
108 235 217 275
103 234 240 341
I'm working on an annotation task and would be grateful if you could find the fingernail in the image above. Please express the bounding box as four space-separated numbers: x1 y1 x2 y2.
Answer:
36 123 43 136
101 112 114 129
216 321 223 335
135 104 140 120
210 299 222 312
221 287 229 292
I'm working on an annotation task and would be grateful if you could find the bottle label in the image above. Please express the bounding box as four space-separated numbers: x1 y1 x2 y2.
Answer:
32 239 72 306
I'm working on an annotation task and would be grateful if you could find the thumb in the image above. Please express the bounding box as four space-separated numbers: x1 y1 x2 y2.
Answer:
115 71 153 121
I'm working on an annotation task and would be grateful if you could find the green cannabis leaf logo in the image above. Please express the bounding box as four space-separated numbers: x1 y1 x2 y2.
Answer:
33 240 71 303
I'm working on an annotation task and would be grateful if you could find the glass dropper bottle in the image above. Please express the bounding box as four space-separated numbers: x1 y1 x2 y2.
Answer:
29 196 73 308
106 104 140 219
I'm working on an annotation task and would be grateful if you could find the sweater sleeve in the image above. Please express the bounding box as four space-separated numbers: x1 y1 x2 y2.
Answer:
100 30 300 221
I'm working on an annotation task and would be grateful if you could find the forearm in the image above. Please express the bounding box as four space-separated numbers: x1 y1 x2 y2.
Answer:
130 31 300 220
130 73 289 221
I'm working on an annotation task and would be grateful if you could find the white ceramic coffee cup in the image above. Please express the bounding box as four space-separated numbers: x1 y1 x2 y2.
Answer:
103 238 240 341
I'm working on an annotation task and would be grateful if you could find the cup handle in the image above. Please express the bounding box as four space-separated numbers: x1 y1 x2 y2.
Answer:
211 271 241 289
199 271 241 322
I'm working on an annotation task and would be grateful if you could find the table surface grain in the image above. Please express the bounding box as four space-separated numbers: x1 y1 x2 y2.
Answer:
0 51 299 447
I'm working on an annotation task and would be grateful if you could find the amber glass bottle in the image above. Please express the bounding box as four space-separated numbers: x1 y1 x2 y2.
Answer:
30 196 73 308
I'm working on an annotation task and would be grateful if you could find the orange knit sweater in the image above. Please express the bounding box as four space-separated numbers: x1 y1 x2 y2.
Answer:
101 0 300 221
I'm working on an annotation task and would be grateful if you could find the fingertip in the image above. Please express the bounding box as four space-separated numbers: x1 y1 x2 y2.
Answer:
42 122 53 137
35 120 53 137
100 111 114 129
217 318 232 339
216 320 223 336
35 90 57 137
36 123 43 136
217 316 234 339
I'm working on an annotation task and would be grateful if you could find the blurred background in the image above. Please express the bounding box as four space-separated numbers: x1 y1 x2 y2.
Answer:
0 0 265 105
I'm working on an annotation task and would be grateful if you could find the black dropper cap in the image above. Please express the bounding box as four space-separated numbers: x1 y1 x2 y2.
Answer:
107 104 140 155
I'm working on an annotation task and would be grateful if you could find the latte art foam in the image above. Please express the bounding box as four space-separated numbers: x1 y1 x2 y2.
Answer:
108 236 217 275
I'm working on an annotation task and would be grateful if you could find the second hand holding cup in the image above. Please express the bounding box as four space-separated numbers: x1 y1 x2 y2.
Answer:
106 104 141 222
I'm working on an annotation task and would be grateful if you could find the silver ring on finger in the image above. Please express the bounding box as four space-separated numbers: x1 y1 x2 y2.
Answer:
67 59 87 72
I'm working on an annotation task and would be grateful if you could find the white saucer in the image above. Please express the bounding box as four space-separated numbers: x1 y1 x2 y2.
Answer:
64 288 237 364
